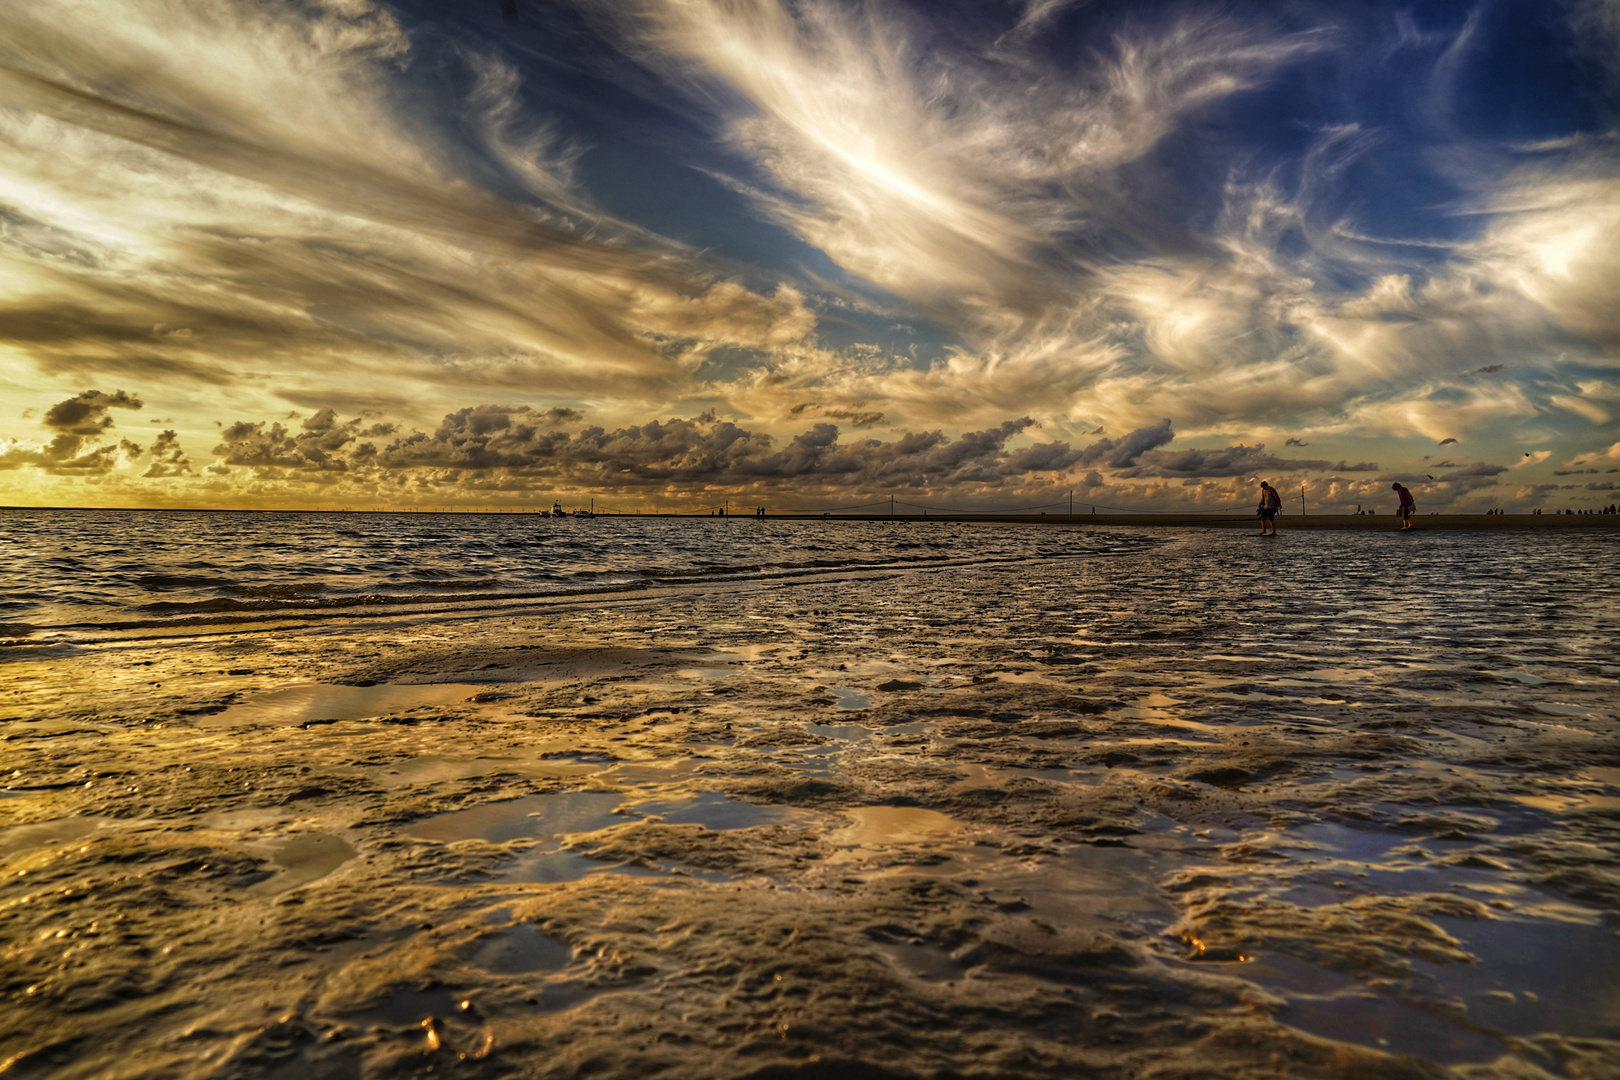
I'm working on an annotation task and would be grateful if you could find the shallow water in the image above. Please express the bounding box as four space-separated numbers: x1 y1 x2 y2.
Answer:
0 508 1153 638
2 524 1618 1079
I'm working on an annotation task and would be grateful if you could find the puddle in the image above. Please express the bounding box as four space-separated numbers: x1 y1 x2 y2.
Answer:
1010 846 1175 924
1223 952 1360 996
351 981 589 1027
669 644 782 668
199 808 290 832
598 759 707 786
1500 671 1552 686
467 923 573 974
1292 822 1411 863
677 665 740 681
1280 990 1507 1063
1110 710 1225 734
829 806 966 848
876 940 968 983
1531 702 1602 718
1511 792 1620 813
490 793 811 883
1230 821 1620 1063
368 756 513 789
953 762 1093 787
807 721 880 742
367 755 603 790
631 791 811 830
0 816 117 859
498 848 667 884
1422 912 1620 1042
247 831 356 896
404 792 623 844
203 682 485 727
829 688 870 710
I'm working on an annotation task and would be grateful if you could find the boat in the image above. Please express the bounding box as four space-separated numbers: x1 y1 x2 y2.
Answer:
551 501 565 518
572 508 594 518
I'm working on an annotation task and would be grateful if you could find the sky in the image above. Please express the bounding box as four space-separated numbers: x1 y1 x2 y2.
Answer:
1 0 1617 513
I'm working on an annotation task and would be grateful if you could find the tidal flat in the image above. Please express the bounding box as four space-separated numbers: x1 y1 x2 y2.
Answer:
2 523 1618 1079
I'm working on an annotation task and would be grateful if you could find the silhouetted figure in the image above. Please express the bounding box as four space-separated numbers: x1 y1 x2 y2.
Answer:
1257 481 1280 536
1392 483 1415 530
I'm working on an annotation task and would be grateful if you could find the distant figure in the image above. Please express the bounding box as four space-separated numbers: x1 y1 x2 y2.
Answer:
1257 481 1281 535
1392 483 1415 530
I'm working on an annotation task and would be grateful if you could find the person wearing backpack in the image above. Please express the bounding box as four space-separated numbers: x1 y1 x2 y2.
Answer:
1257 481 1281 536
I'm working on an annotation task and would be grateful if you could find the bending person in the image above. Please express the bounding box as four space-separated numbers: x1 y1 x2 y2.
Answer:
1392 482 1415 530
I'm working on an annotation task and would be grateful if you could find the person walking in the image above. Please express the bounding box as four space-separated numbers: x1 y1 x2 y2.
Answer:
1257 481 1281 536
1392 482 1415 530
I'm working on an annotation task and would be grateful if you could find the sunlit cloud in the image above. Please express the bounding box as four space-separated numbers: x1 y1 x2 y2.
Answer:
0 0 814 421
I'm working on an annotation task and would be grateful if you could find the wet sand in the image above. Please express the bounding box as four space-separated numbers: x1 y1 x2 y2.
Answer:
2 528 1618 1078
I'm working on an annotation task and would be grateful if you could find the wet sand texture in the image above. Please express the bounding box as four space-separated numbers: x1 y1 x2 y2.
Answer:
2 528 1618 1079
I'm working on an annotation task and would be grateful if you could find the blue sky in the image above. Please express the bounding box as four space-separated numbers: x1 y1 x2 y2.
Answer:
0 0 1616 510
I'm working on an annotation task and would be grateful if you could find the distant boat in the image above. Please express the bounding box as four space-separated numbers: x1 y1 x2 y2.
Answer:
571 508 594 518
551 501 565 518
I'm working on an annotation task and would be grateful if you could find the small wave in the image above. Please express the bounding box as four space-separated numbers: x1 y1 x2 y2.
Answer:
136 573 234 590
137 598 294 615
395 578 500 591
222 582 329 599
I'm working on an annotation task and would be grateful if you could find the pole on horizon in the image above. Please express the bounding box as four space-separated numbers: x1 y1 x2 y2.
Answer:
1299 485 1305 518
891 495 895 519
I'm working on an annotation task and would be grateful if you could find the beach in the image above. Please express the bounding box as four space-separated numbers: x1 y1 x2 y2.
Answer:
2 513 1618 1079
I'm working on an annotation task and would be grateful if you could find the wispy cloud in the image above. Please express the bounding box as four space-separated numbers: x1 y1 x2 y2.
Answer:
0 0 813 421
592 0 1322 317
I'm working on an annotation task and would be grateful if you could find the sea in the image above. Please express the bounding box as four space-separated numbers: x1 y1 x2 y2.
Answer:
0 508 1159 640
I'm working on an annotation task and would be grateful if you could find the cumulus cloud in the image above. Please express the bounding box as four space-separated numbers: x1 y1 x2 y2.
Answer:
0 388 142 474
371 412 1067 493
212 408 399 480
142 430 192 478
159 401 1369 501
1127 444 1378 479
789 402 886 427
42 389 142 435
1403 460 1512 498
1077 420 1175 469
